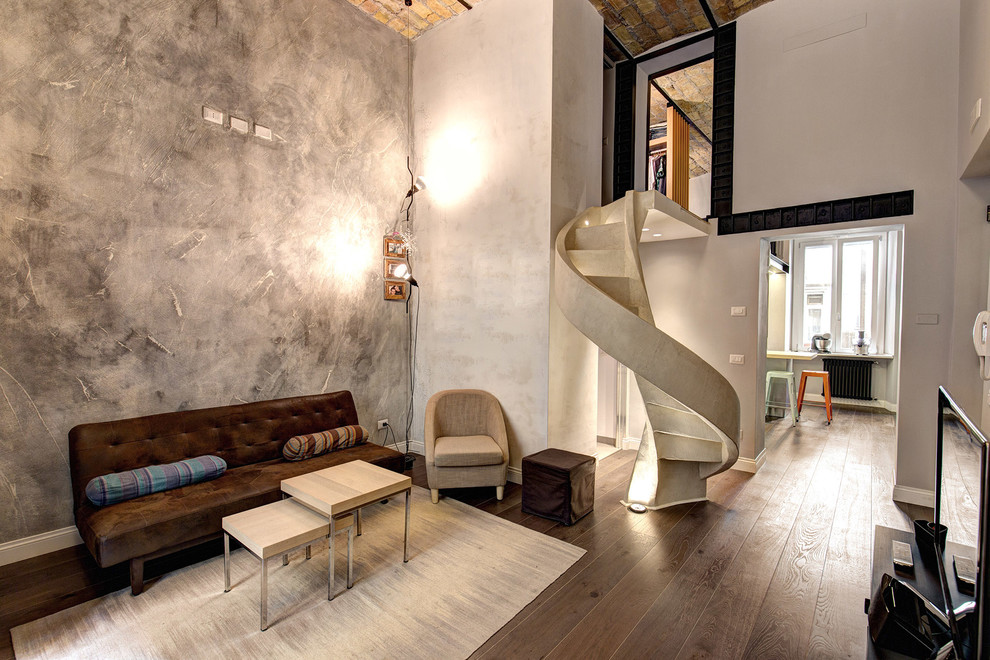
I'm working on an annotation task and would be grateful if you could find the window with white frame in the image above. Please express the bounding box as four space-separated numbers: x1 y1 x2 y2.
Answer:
791 232 890 354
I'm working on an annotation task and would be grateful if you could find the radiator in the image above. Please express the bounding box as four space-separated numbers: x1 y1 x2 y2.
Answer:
822 358 873 400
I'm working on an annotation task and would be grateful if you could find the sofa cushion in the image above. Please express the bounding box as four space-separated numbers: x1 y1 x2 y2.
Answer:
85 456 227 507
434 435 504 467
75 441 404 567
282 425 369 461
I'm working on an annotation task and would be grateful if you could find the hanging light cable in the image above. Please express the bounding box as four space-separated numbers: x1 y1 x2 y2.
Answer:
402 0 418 472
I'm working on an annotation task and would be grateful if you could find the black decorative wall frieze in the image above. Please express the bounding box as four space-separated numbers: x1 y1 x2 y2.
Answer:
613 60 637 200
716 190 914 235
710 22 736 218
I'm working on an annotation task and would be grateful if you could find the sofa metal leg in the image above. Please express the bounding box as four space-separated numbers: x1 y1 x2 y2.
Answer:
431 489 439 504
130 558 144 596
496 486 504 501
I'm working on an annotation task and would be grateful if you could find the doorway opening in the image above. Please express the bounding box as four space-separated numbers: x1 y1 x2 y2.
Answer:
646 57 713 218
759 226 903 439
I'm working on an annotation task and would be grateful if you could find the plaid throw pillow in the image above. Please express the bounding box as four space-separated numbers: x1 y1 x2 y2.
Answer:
85 455 227 507
282 425 369 461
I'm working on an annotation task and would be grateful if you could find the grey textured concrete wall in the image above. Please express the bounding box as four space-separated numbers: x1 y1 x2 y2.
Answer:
0 0 410 543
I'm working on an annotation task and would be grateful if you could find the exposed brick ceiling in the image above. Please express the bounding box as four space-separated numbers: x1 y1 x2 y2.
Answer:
344 0 480 39
597 0 775 57
351 0 773 51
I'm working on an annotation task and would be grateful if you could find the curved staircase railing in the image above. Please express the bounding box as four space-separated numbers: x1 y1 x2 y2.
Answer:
554 190 740 509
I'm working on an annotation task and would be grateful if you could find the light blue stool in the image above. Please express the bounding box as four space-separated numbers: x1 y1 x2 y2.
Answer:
765 370 797 425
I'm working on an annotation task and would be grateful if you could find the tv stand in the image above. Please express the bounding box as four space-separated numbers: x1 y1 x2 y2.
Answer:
868 525 975 659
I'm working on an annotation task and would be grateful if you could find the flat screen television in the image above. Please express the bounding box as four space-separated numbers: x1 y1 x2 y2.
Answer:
935 386 990 660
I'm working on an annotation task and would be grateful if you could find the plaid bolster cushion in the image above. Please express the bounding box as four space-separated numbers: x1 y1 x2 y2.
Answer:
282 425 369 461
85 455 227 507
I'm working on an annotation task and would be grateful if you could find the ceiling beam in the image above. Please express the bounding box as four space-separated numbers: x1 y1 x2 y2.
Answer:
633 30 713 65
697 0 719 31
604 25 636 63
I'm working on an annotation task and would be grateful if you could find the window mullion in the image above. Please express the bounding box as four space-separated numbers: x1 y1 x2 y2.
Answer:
831 239 841 347
874 235 886 353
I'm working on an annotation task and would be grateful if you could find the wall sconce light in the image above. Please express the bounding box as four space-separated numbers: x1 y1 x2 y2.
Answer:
393 262 418 287
406 176 427 199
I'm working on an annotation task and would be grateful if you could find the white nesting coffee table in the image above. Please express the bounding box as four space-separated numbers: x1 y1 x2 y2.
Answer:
221 498 353 630
281 460 412 599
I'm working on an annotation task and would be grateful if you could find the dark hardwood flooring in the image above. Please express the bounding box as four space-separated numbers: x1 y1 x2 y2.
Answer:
0 407 928 659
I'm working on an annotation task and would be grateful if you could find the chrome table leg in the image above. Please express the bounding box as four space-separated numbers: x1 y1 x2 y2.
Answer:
404 488 410 563
223 532 231 592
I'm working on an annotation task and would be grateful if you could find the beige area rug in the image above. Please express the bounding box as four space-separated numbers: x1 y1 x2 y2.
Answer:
12 486 584 659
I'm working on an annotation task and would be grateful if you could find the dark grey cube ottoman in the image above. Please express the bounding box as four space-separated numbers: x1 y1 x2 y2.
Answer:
521 448 596 525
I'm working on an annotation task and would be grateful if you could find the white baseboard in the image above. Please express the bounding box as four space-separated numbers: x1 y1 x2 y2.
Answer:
621 437 641 451
0 526 82 567
892 484 935 508
406 439 425 455
732 449 766 474
507 465 522 485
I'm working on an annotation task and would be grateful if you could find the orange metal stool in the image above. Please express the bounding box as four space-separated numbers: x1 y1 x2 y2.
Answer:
797 370 833 424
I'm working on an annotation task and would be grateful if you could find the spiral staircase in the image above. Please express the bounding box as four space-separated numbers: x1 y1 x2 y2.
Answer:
554 190 741 509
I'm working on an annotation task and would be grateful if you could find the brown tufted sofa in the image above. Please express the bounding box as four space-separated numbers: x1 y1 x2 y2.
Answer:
68 390 403 595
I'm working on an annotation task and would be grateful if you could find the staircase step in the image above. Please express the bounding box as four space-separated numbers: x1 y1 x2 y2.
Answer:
649 390 693 412
567 249 628 278
655 431 724 463
586 276 649 313
568 222 626 250
644 401 717 440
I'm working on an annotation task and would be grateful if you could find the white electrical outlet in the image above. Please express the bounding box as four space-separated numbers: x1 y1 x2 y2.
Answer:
729 354 745 365
202 106 223 125
230 115 249 133
730 306 747 317
377 419 389 430
254 124 272 140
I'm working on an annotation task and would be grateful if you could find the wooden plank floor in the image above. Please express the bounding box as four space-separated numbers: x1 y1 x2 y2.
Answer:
0 407 929 659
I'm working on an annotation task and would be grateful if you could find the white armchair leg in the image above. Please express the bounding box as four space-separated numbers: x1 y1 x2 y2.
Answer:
431 489 439 504
496 486 504 501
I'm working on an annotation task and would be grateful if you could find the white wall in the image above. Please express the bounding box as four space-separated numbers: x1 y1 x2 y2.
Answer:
689 172 711 218
640 235 761 459
734 0 960 493
767 271 787 351
548 0 604 456
959 0 990 177
641 0 963 491
955 0 990 431
952 177 990 418
412 0 554 472
412 0 603 474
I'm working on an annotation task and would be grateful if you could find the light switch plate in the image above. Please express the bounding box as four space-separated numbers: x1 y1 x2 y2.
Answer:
973 98 982 132
729 354 745 365
730 306 747 317
202 106 223 125
916 314 939 325
230 115 249 133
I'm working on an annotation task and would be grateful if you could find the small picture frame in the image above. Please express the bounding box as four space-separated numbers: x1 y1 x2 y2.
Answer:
384 258 407 280
384 237 407 258
384 280 408 301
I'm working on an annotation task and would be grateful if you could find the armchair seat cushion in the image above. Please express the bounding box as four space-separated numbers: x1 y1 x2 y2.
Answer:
434 435 504 467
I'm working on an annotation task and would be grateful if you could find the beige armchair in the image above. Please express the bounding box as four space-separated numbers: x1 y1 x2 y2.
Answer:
424 389 509 503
